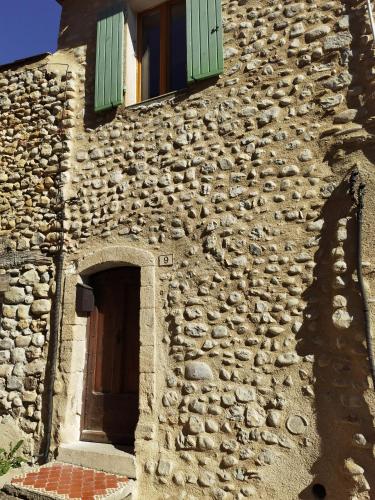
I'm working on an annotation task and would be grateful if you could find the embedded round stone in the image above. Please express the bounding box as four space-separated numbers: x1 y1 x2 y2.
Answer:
246 403 266 427
235 386 256 403
212 325 228 339
305 25 331 42
157 459 173 476
185 362 213 381
21 269 39 285
220 455 238 468
4 287 25 305
185 323 208 337
187 416 204 435
196 434 215 450
30 299 51 316
333 295 347 308
198 471 216 487
33 283 49 299
231 255 248 267
344 458 364 475
235 349 251 361
286 415 308 435
267 325 284 337
332 309 352 329
276 352 300 366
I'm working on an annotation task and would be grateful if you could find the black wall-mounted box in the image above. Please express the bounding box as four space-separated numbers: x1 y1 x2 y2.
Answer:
76 283 95 314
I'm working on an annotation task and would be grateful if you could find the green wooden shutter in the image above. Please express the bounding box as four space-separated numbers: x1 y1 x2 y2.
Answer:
95 6 124 112
186 0 224 83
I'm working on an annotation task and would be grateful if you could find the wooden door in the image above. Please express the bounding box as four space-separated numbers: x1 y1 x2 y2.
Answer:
81 267 140 445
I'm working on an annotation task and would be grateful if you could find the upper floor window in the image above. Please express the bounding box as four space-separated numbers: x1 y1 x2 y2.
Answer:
138 1 187 101
94 0 224 112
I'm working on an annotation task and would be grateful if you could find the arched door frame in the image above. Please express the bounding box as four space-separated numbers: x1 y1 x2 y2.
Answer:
53 246 156 457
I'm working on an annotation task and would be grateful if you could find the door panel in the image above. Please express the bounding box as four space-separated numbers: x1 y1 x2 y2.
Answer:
81 267 140 445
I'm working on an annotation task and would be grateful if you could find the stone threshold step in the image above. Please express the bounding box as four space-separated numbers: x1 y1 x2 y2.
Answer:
57 442 136 478
3 462 135 500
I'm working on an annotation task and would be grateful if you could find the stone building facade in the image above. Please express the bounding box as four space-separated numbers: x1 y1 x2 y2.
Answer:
1 0 375 498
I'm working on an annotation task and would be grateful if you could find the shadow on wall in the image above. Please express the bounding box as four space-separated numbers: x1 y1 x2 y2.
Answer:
346 0 375 139
325 0 375 169
297 177 375 499
58 0 117 128
298 5 375 495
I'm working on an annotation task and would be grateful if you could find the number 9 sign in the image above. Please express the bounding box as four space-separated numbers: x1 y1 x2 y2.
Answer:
158 254 173 267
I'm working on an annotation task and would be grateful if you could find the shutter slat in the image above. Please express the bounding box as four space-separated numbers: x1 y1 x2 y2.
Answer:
104 16 112 107
215 0 224 74
186 0 223 82
95 20 104 108
187 0 193 83
188 0 201 82
208 0 218 72
116 14 122 102
109 15 115 104
95 7 124 112
199 0 209 76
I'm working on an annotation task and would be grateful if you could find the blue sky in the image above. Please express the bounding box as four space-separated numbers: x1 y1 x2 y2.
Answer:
0 0 61 65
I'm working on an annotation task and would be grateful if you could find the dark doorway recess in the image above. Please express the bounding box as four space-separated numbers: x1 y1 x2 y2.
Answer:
81 267 140 446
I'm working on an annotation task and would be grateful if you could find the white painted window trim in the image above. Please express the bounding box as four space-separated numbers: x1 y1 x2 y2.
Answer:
124 6 137 107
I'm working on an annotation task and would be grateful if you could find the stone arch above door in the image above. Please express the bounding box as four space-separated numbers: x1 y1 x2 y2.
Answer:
54 245 156 449
77 246 155 276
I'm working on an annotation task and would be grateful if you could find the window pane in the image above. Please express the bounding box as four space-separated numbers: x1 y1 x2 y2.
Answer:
141 11 160 100
169 2 187 92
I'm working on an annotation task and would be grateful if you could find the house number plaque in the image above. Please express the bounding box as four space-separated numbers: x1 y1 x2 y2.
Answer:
158 254 173 267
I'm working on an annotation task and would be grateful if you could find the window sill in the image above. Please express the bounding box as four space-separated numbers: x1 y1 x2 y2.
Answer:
124 87 189 111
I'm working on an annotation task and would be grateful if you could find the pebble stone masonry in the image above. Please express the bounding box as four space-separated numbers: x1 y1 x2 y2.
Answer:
1 0 375 499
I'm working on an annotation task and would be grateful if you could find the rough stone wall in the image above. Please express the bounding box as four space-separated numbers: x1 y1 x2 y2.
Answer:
0 61 73 454
1 0 375 499
57 0 375 498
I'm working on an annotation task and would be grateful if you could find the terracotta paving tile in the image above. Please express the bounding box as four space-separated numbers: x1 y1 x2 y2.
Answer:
22 479 36 486
10 462 129 499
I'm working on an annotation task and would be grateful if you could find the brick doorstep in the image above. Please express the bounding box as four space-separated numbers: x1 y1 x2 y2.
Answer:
1 462 134 500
